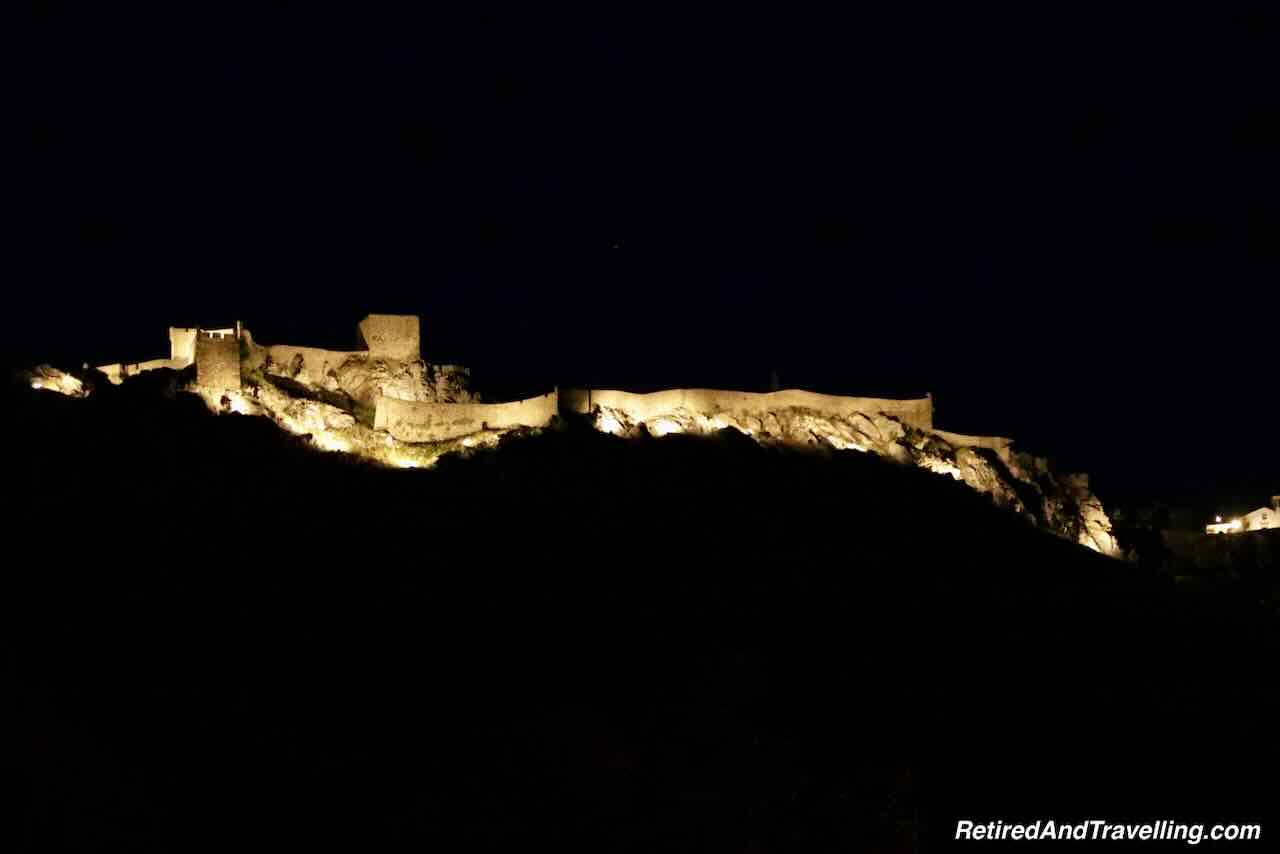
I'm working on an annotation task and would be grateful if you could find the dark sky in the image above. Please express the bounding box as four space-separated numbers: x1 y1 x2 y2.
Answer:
12 7 1279 511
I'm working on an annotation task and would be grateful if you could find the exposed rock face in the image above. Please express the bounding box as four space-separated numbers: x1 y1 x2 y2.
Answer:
332 357 429 407
190 382 353 434
260 384 357 434
591 403 1121 557
596 404 907 455
1055 473 1122 556
21 365 90 397
952 447 1029 517
425 364 474 403
331 359 475 407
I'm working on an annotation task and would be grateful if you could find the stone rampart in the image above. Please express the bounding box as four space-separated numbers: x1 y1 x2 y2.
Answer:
95 358 188 385
248 344 366 384
375 389 559 443
562 387 934 431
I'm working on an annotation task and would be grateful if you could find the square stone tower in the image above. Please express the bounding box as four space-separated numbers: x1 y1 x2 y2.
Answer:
358 314 420 361
195 328 241 391
169 327 198 367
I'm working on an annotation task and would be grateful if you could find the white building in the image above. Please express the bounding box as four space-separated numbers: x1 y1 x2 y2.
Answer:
1207 496 1280 534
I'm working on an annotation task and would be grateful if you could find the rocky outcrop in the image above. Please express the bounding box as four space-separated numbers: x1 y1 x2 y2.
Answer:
1045 471 1121 556
254 382 356 434
332 357 431 407
424 364 474 403
330 359 475 408
21 365 90 398
590 403 1121 557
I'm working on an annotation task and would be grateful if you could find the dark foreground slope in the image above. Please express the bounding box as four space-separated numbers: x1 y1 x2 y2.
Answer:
4 380 1278 852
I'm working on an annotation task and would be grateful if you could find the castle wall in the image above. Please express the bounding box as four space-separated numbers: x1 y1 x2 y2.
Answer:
562 387 934 431
195 334 241 391
95 326 215 384
248 345 366 384
375 389 559 443
95 363 125 384
96 358 188 385
358 314 420 361
933 429 1015 464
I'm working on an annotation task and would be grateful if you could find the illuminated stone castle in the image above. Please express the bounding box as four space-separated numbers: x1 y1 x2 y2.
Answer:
39 310 1120 556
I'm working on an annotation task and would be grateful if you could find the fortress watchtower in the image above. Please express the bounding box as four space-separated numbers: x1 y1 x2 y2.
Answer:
194 324 241 391
358 314 420 361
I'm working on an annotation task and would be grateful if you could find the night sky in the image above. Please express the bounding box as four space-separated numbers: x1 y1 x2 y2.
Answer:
13 7 1279 512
